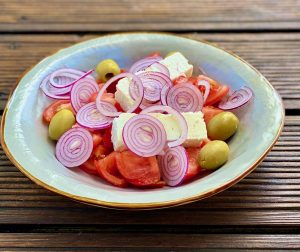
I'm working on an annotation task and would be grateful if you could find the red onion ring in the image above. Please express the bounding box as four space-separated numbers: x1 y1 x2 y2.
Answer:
141 105 188 148
139 100 162 110
196 79 210 103
166 83 203 112
96 73 144 117
129 56 162 74
76 102 115 130
151 62 170 77
40 74 70 100
131 72 172 102
71 78 99 112
122 114 167 157
158 146 188 186
218 86 253 110
55 127 93 167
160 85 170 106
50 68 95 88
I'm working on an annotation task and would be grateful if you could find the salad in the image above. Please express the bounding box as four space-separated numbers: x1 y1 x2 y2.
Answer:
40 51 253 188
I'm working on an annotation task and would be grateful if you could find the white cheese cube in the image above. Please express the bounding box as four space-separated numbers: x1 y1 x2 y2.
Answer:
111 113 136 151
115 77 135 112
111 111 207 151
182 112 207 147
157 52 193 81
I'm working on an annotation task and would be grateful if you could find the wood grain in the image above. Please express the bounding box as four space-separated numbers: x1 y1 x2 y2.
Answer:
1 33 300 110
0 233 300 249
0 0 300 32
0 116 299 226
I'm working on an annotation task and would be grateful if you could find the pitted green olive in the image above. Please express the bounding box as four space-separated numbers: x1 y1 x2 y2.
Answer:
96 59 120 82
207 112 239 141
49 109 75 140
197 140 229 170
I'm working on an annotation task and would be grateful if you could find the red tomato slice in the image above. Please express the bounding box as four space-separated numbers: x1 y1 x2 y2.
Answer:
188 76 198 85
89 92 116 105
93 144 109 160
147 52 161 57
200 138 211 148
80 158 98 175
42 100 73 124
184 148 202 182
173 75 189 85
115 102 124 112
202 106 223 124
116 151 161 186
95 152 128 187
205 85 230 106
92 132 103 148
102 127 113 151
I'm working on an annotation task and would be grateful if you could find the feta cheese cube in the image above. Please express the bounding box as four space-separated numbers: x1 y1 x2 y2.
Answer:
111 113 136 151
115 77 135 112
157 52 193 81
111 111 207 151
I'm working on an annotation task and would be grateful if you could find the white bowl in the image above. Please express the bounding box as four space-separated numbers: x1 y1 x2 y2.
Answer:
1 33 284 209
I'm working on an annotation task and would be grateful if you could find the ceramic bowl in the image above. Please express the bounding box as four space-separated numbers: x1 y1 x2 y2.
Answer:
1 33 284 209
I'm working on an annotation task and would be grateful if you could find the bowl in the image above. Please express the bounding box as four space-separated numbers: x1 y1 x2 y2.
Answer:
0 33 284 210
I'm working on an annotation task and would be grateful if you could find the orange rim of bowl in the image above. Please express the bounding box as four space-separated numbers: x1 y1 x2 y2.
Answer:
0 32 285 210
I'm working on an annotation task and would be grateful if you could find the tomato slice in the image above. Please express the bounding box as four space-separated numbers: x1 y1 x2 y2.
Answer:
184 148 202 182
116 151 161 186
95 152 128 187
89 92 116 105
102 127 113 152
91 132 103 148
202 106 223 124
93 144 109 160
115 102 124 112
205 85 230 106
42 100 73 124
80 158 98 175
147 52 161 57
173 75 189 85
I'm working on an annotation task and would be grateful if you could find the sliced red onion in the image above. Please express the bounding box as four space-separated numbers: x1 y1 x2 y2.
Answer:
150 62 170 77
76 102 115 130
55 127 93 168
166 83 203 112
196 79 210 103
40 75 70 100
218 86 253 110
131 72 172 102
50 68 95 88
158 146 188 186
122 114 167 157
129 56 163 74
96 73 143 117
161 85 170 106
71 78 99 112
141 105 188 148
139 100 162 110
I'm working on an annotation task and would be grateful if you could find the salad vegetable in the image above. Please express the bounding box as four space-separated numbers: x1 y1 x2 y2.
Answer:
40 51 254 188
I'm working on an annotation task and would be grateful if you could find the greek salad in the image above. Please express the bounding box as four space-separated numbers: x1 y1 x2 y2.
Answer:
40 51 253 188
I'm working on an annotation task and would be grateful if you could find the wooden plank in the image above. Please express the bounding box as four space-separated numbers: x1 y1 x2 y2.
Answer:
0 0 300 32
0 233 300 249
1 33 300 110
0 116 299 225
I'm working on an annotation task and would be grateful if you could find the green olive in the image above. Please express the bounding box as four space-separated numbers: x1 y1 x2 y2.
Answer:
198 140 229 169
165 51 178 58
207 112 239 141
49 109 75 140
96 59 120 82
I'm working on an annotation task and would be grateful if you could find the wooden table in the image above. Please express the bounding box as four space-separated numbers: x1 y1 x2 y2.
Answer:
1 0 300 250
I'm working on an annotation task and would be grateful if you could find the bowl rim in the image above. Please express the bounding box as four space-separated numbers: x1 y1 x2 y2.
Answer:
0 32 285 210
